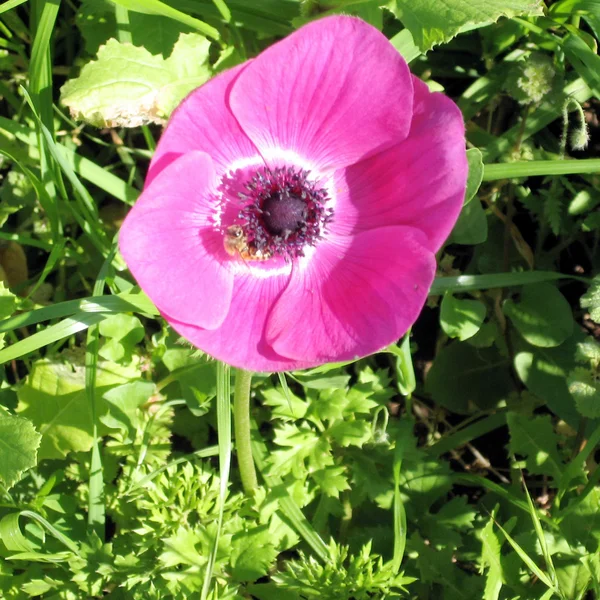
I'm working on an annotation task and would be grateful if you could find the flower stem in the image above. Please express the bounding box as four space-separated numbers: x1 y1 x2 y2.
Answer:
233 369 258 494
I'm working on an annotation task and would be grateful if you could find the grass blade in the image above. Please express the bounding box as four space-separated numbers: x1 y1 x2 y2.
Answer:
201 362 231 600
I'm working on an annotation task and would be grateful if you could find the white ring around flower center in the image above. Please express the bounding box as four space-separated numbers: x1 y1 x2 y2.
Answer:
214 148 338 279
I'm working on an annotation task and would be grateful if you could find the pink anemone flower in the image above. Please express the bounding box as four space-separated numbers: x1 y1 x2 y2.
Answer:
119 15 468 373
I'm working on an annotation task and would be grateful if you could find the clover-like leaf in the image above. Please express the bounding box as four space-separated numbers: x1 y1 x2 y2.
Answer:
504 283 574 348
440 293 486 341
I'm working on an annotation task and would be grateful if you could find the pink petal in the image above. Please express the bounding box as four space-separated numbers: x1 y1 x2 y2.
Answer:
168 269 320 372
119 152 234 330
266 227 436 363
146 64 260 186
331 76 467 252
229 16 413 172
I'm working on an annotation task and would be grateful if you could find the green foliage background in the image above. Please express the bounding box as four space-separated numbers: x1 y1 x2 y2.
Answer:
1 0 600 598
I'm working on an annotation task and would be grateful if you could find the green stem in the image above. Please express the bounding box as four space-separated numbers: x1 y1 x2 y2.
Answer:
234 369 258 493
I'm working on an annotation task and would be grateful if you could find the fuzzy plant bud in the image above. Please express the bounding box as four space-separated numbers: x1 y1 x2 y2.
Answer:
569 119 590 151
505 52 557 105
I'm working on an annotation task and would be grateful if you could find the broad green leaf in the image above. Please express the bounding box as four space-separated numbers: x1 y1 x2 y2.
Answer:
514 334 584 427
449 197 488 245
560 487 600 551
554 556 593 600
61 34 211 127
506 413 563 480
504 283 574 348
440 293 486 341
0 414 41 489
17 357 140 460
567 367 600 418
386 0 544 51
465 148 484 205
425 342 512 413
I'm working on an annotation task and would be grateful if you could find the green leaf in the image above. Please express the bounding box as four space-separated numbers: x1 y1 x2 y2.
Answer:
0 414 41 489
101 380 156 433
312 465 349 498
567 367 600 418
0 282 16 320
581 275 600 324
389 28 421 63
16 357 140 459
386 0 544 51
107 0 219 39
230 526 278 582
426 342 512 413
465 148 484 205
77 0 195 56
506 413 564 480
479 512 507 600
504 283 574 348
563 33 600 97
328 420 372 448
449 197 488 245
61 34 211 127
98 313 144 362
0 283 16 351
440 293 486 341
514 336 583 427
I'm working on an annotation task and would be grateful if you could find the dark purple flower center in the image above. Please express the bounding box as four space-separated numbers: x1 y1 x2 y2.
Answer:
234 166 333 260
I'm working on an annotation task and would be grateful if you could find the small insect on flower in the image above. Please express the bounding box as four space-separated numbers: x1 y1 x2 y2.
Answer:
223 225 272 261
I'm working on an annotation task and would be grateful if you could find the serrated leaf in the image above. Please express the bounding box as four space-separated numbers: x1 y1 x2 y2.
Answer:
440 293 486 341
581 275 600 324
387 0 544 51
61 33 211 127
0 283 17 351
0 414 41 489
231 526 278 582
312 465 350 498
17 357 140 459
575 337 600 367
506 413 563 480
262 387 308 420
504 283 574 348
567 367 600 418
0 282 17 320
480 514 506 600
328 420 372 448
